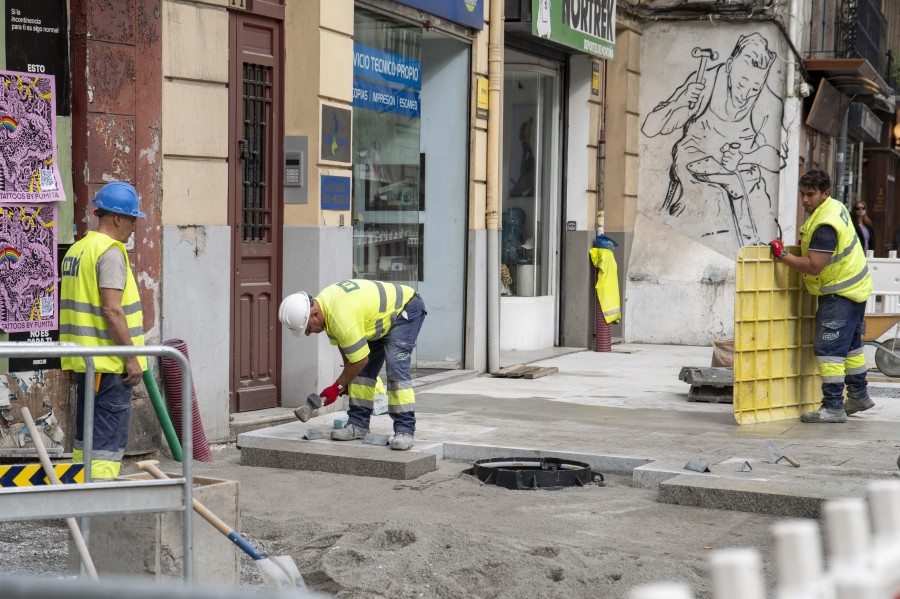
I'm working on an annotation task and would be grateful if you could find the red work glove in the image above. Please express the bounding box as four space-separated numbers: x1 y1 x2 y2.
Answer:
769 239 787 260
320 381 345 406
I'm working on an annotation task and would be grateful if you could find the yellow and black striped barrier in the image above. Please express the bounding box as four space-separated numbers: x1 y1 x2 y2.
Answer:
0 464 84 487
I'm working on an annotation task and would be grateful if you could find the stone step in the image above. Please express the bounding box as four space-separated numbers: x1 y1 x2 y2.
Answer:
240 437 437 480
656 464 899 519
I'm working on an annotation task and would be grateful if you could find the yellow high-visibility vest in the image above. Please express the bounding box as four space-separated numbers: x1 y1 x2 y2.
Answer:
316 279 416 363
799 197 872 303
60 232 147 373
589 248 621 324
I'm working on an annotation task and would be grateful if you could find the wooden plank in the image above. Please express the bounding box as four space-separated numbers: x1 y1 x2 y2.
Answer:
522 367 558 379
492 365 531 377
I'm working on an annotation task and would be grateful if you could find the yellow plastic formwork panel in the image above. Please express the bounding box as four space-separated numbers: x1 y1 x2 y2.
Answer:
733 246 821 424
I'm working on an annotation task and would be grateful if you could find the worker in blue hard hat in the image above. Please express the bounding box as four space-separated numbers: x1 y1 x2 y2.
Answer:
60 181 148 479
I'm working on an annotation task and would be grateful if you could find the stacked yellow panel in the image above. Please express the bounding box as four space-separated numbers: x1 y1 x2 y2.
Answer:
733 246 821 424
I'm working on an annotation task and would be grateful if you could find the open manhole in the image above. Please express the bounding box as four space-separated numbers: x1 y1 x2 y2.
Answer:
467 457 604 490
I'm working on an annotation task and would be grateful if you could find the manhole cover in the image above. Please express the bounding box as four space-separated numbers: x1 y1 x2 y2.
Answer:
868 386 900 398
468 457 604 490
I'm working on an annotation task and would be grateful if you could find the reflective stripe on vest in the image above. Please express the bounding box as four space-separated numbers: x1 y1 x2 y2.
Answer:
316 280 415 363
59 231 147 373
799 197 873 303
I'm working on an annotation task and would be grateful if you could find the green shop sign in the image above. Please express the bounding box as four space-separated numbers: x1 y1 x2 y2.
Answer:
532 0 616 61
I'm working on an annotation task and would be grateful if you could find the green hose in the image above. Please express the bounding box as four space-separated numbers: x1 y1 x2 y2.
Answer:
143 365 183 462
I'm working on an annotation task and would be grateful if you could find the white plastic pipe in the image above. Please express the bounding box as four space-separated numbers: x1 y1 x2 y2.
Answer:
822 498 870 567
832 572 881 599
710 548 765 599
628 582 694 599
772 520 823 588
868 480 900 544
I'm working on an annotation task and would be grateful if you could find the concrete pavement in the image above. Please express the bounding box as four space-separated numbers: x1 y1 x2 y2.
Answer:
238 343 900 517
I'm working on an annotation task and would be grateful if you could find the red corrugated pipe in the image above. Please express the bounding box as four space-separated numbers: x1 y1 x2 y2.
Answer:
160 339 213 462
594 267 611 353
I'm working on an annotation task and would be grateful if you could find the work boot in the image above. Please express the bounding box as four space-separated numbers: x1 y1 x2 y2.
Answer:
390 432 414 451
843 395 875 415
331 424 368 441
800 406 848 423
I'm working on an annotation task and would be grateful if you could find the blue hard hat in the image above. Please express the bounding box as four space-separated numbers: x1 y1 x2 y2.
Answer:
594 235 618 250
92 181 146 218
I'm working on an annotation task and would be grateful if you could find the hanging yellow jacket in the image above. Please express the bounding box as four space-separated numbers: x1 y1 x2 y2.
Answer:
589 247 620 324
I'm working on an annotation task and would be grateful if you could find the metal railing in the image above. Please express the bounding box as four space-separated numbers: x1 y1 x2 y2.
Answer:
0 343 196 582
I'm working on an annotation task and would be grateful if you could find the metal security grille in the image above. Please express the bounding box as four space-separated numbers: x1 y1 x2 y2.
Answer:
241 64 272 243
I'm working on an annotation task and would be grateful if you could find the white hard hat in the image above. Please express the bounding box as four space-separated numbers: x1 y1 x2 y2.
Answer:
278 291 311 337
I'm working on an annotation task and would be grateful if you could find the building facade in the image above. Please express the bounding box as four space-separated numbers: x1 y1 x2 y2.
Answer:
0 0 634 448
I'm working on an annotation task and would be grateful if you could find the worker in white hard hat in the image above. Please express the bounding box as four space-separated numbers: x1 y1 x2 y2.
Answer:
279 280 426 450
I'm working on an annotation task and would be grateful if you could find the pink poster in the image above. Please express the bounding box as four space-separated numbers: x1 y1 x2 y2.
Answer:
0 71 64 203
0 204 57 332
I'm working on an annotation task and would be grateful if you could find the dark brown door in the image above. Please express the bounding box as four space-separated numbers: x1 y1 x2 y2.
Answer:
228 10 283 412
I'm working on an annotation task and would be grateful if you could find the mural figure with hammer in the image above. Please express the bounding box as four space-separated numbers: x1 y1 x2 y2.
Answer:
641 33 788 254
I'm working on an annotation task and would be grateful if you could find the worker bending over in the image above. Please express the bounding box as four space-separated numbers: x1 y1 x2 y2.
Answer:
769 170 874 423
279 280 426 450
60 181 147 478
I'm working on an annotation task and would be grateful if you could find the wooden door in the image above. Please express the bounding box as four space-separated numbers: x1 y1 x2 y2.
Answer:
228 10 283 412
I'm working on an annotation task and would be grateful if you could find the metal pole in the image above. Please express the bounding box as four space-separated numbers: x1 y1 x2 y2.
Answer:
172 349 195 584
79 356 95 579
835 106 850 202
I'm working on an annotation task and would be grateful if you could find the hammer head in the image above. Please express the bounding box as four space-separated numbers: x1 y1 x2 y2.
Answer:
691 47 719 60
307 393 324 409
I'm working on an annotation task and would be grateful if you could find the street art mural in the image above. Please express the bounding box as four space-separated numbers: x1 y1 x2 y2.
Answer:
0 71 64 203
640 32 789 255
0 204 57 333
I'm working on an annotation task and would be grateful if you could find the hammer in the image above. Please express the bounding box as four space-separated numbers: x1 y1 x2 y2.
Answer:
689 47 718 109
294 393 323 423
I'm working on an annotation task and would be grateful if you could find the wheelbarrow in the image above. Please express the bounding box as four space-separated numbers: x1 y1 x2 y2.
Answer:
863 313 900 377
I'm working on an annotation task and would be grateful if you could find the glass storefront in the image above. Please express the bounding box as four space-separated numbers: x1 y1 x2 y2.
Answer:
352 8 470 369
352 10 423 285
501 65 561 298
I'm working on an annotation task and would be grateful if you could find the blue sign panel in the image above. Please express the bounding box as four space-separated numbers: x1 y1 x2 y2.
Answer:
353 44 421 91
352 79 421 119
395 0 483 29
321 176 351 210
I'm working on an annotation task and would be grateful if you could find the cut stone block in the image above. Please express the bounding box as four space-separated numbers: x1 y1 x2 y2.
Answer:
241 438 436 480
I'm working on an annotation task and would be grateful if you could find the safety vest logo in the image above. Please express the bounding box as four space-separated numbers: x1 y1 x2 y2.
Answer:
61 254 80 278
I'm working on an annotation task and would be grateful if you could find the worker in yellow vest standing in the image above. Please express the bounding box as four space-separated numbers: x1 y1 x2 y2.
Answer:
60 181 147 479
279 280 426 450
768 170 874 423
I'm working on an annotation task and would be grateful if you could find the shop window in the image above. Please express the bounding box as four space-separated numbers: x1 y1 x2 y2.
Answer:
352 10 423 283
501 68 560 297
